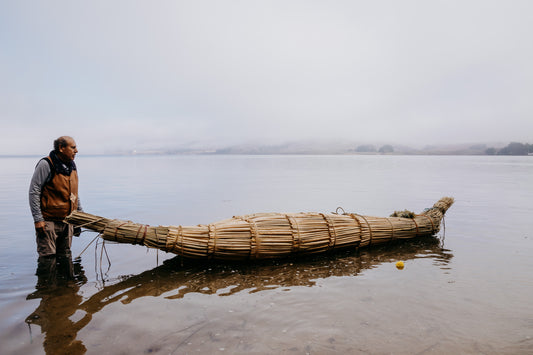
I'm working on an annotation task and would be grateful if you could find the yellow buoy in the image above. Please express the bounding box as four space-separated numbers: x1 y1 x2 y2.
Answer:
396 261 404 270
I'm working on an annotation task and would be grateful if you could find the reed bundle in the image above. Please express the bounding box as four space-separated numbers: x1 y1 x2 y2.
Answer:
66 197 454 261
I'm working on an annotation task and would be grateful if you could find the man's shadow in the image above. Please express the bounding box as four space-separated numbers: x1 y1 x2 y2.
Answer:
25 252 89 354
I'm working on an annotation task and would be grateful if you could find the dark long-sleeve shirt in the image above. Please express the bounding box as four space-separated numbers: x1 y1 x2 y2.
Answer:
29 159 83 223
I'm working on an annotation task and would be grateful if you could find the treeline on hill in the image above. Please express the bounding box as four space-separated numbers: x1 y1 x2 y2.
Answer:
353 144 394 153
485 142 533 155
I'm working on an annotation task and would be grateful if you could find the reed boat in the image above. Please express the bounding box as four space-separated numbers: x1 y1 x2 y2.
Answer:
65 197 454 261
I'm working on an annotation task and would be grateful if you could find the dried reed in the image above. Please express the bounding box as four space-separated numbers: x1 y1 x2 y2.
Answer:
65 197 454 261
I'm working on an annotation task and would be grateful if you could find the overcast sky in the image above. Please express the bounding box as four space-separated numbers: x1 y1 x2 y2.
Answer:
1 1 532 154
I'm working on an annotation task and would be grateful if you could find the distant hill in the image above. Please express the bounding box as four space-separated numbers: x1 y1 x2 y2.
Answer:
122 141 531 156
212 142 510 155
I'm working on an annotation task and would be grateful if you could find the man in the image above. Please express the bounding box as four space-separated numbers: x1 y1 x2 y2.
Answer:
29 136 83 257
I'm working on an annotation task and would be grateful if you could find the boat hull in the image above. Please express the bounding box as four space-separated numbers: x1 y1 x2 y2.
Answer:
66 197 454 261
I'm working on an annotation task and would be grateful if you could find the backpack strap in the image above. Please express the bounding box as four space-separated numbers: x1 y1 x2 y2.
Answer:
38 156 55 184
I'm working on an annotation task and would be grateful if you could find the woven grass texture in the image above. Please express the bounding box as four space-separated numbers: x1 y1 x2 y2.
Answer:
65 197 454 261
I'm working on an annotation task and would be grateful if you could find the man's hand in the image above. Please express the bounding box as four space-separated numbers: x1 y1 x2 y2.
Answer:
34 221 45 232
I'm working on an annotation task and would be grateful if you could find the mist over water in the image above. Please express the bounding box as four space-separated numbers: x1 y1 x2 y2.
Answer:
1 155 532 354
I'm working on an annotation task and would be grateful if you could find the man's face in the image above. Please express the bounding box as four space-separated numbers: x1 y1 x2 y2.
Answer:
59 138 78 161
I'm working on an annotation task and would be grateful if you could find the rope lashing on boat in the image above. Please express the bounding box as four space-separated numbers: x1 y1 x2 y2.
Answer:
133 224 149 245
335 207 346 215
333 208 370 248
347 213 363 251
333 207 365 249
412 218 419 236
134 225 143 244
320 213 338 250
354 214 373 246
206 224 217 259
242 217 261 259
113 222 128 242
69 217 106 229
417 214 436 235
385 217 395 242
154 227 161 252
285 214 302 254
170 225 184 258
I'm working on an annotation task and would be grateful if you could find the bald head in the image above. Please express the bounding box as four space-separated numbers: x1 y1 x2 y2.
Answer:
54 136 74 152
54 136 78 162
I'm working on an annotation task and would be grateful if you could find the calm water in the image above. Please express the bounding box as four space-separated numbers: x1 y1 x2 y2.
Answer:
1 155 532 354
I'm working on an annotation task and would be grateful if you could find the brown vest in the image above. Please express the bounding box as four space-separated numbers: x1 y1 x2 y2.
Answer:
41 157 79 221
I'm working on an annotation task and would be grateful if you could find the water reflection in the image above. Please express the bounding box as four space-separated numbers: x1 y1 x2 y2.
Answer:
25 254 88 354
82 237 453 306
25 237 452 354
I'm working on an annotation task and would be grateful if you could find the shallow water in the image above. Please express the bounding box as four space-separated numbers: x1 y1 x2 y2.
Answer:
1 155 532 354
